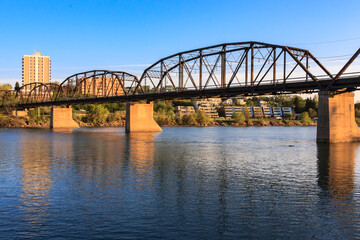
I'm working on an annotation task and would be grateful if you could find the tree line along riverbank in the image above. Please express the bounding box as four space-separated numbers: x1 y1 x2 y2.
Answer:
0 95 321 128
0 112 316 128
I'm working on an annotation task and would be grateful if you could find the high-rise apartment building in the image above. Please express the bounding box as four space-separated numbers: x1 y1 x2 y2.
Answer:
22 52 51 88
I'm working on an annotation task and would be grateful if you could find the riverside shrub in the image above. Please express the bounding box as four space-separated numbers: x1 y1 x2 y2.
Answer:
195 110 211 126
155 113 173 125
300 112 311 124
175 114 183 125
283 113 292 120
107 111 124 122
232 112 246 123
86 105 109 124
182 114 197 125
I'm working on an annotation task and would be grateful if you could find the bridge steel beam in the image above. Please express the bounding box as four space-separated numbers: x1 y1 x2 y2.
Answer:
15 76 360 109
326 48 360 90
317 91 360 143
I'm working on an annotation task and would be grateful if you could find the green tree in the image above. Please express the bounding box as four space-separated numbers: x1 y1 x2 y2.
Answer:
232 112 246 123
293 96 305 113
243 109 252 119
15 82 21 92
300 112 311 124
175 114 183 125
195 110 211 126
283 113 292 120
104 103 125 112
173 100 193 106
182 114 196 125
246 100 255 107
107 111 124 122
305 97 318 111
308 108 317 118
273 95 292 106
154 101 174 116
155 112 172 125
87 105 109 124
0 84 12 91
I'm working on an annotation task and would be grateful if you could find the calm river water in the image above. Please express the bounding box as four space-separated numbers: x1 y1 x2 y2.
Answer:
1 127 360 239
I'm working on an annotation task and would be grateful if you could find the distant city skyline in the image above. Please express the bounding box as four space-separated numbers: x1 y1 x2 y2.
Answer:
0 1 359 94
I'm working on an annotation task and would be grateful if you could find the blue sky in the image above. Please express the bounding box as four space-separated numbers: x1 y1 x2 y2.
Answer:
0 0 360 86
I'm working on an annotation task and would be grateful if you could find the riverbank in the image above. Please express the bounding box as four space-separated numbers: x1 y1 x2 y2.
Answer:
157 119 316 127
0 114 316 128
0 115 50 128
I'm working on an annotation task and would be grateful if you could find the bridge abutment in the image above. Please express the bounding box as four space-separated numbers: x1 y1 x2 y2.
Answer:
317 91 360 143
12 109 28 117
125 102 162 133
50 106 79 129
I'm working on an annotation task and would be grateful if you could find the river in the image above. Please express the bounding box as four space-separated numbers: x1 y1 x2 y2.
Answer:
0 127 359 239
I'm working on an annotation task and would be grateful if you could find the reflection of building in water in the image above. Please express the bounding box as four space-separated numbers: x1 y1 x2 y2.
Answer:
79 76 123 97
20 134 52 227
317 142 359 236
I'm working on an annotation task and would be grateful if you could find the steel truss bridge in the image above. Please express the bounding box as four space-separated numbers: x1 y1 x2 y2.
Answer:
2 41 360 108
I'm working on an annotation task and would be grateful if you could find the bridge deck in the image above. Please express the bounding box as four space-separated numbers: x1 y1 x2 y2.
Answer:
16 76 360 108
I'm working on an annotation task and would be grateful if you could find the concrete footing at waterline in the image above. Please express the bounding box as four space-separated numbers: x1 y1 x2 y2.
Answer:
125 102 162 133
317 91 360 143
50 106 79 129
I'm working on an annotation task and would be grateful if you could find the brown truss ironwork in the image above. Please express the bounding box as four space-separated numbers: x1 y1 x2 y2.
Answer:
3 41 360 108
134 41 336 94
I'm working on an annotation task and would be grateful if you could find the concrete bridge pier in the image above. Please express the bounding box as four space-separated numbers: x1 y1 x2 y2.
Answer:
50 106 79 129
317 91 360 143
125 102 162 133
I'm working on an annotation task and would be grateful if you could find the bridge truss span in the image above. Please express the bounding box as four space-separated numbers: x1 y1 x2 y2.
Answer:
55 70 142 100
135 41 334 94
15 70 142 106
17 82 61 105
7 41 360 108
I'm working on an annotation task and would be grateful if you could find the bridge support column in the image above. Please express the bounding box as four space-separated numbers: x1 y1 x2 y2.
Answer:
125 102 162 133
317 91 360 143
50 106 79 129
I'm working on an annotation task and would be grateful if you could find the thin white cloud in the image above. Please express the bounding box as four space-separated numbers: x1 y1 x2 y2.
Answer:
55 64 151 70
0 68 19 71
